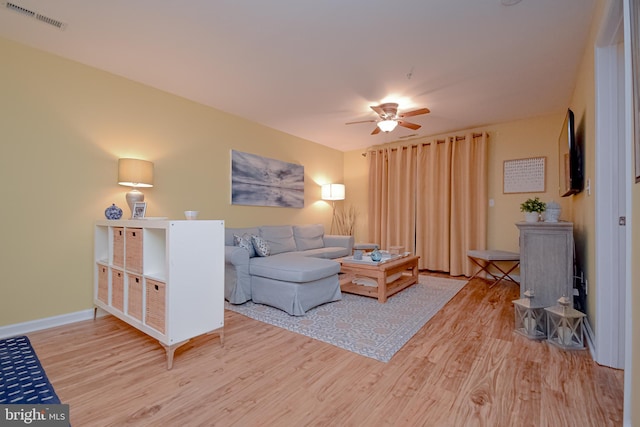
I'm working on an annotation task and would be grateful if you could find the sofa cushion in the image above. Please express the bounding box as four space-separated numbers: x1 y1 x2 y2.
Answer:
233 233 256 257
251 235 271 257
298 246 350 259
225 227 259 246
250 254 340 283
259 225 297 255
293 224 325 251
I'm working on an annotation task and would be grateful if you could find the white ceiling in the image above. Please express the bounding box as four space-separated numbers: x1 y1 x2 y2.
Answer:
0 0 596 152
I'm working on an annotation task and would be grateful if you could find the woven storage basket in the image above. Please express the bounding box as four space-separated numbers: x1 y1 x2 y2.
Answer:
125 228 143 273
127 274 143 321
146 279 166 334
97 263 109 304
111 269 124 312
112 227 124 268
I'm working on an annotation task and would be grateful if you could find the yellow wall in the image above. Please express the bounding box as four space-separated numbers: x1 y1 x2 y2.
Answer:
344 113 569 253
566 0 599 330
0 37 343 326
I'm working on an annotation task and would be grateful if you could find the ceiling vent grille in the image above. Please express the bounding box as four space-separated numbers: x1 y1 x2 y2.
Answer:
3 2 67 30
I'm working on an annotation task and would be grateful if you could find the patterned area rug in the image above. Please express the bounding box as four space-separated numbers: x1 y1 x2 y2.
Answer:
225 275 468 362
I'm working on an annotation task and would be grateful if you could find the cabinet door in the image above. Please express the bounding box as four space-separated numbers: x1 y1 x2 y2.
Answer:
125 228 143 273
146 279 166 334
97 264 109 304
520 227 573 307
111 269 125 311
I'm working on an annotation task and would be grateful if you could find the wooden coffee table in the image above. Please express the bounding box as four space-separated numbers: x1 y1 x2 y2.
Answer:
338 255 420 303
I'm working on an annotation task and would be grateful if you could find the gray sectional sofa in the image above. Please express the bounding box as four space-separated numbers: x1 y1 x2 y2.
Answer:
224 224 354 315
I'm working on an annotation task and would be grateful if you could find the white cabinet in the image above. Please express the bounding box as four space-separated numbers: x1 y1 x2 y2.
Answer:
516 221 574 308
94 219 224 369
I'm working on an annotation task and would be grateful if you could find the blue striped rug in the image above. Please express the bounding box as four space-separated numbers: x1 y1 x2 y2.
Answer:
0 335 60 404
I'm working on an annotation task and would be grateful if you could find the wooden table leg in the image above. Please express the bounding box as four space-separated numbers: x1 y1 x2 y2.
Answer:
378 273 388 303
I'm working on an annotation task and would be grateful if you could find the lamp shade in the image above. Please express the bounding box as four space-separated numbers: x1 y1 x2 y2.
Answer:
377 119 398 133
118 158 154 187
321 183 345 201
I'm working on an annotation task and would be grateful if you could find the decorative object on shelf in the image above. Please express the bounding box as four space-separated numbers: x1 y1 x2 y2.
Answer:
184 210 199 220
104 203 123 220
321 183 346 234
118 158 154 218
353 249 363 260
520 197 546 222
370 246 382 262
132 202 146 219
513 290 546 340
544 200 561 222
544 296 586 350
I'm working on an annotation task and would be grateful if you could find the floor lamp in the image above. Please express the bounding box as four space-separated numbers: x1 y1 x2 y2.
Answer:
321 183 345 234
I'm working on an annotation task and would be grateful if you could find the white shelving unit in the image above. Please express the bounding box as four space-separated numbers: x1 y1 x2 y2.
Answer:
94 219 225 369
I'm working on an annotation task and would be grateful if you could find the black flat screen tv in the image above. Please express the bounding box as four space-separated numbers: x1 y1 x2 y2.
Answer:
558 109 583 197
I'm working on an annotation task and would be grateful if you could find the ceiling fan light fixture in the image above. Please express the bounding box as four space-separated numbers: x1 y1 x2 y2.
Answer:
377 119 398 132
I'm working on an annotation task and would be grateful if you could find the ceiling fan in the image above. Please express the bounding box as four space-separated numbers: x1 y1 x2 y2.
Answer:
346 102 430 135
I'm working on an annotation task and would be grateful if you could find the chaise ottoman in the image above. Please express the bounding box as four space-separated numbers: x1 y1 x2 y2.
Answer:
249 254 341 315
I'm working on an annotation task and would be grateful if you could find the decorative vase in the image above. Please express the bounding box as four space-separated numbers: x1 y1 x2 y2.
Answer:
544 201 561 222
370 247 382 262
105 203 123 220
524 212 539 223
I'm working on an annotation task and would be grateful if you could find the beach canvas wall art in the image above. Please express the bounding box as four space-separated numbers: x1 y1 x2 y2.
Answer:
231 150 304 208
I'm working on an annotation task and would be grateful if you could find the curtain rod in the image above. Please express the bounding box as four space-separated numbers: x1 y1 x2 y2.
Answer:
362 132 488 157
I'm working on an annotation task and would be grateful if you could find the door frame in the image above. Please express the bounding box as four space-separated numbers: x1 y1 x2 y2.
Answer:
594 0 627 370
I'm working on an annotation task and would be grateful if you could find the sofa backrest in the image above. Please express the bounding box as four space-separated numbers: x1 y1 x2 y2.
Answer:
259 225 297 255
293 224 325 251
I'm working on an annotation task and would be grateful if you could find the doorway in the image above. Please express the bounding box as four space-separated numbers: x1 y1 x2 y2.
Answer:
594 0 627 370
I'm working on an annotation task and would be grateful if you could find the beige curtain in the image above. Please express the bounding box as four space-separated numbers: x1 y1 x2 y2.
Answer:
447 133 488 276
368 132 488 276
415 137 453 272
368 146 417 253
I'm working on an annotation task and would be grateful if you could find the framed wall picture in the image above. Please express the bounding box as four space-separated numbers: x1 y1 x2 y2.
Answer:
132 202 147 219
503 157 546 194
230 150 304 208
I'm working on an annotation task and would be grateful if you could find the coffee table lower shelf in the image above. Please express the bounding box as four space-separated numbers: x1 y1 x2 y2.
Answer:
338 255 420 303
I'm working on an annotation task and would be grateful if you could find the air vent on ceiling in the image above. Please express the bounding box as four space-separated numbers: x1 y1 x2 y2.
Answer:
3 2 67 30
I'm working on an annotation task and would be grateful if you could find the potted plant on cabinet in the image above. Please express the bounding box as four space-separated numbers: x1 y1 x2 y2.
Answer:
520 197 546 223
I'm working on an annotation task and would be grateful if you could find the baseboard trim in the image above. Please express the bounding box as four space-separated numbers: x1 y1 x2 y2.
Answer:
0 309 107 339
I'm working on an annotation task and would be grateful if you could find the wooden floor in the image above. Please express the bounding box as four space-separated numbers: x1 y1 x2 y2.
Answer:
27 276 624 426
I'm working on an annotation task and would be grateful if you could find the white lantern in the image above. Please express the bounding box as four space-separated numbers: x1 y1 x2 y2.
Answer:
513 290 546 339
544 296 586 350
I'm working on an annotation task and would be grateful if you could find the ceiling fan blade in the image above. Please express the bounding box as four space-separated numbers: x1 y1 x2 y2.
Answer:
345 119 377 125
397 120 421 130
399 107 430 118
370 105 385 117
371 126 381 135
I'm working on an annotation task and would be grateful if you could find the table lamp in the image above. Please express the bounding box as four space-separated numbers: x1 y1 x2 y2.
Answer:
118 158 154 218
